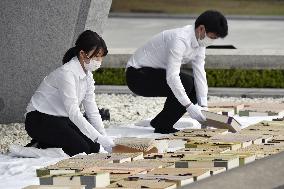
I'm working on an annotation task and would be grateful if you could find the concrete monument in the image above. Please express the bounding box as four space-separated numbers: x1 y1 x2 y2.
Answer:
0 0 112 123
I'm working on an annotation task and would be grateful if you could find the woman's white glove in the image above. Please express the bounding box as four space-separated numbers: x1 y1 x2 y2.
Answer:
99 128 107 136
97 135 115 153
186 104 206 122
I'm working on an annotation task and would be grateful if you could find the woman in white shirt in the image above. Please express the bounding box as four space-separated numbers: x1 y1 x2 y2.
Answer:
25 30 114 156
126 10 228 134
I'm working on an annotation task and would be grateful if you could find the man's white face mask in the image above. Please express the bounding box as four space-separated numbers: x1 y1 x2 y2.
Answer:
84 59 102 71
198 32 215 47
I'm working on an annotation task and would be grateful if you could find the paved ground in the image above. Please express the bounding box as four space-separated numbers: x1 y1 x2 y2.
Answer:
103 17 284 50
183 151 284 189
96 85 284 98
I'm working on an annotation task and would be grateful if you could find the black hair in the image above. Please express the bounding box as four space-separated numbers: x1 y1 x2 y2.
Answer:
62 30 108 64
195 10 228 38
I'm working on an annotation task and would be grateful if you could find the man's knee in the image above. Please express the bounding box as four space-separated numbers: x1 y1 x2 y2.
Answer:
180 73 195 93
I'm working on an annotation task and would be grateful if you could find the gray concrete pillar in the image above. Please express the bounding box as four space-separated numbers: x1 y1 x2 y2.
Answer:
85 0 112 36
0 0 112 123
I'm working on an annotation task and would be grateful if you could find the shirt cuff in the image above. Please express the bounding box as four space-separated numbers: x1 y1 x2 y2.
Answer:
180 97 192 107
198 96 208 107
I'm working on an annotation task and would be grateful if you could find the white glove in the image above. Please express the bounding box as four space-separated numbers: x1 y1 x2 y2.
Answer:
200 106 208 111
104 146 113 153
186 104 206 122
99 128 107 136
97 135 115 152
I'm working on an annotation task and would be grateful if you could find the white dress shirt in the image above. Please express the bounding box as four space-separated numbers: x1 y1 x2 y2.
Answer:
127 25 208 107
26 57 104 141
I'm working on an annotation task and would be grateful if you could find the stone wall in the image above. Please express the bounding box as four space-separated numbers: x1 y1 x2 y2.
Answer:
0 0 112 123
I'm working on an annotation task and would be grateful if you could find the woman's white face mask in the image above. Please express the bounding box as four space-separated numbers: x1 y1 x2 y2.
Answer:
84 59 102 71
198 32 215 47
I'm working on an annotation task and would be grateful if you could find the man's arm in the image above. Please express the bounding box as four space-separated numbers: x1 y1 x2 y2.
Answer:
165 38 192 107
192 47 208 107
165 38 206 122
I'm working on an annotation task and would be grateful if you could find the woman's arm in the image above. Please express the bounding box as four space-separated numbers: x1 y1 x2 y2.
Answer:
57 71 101 141
82 75 106 135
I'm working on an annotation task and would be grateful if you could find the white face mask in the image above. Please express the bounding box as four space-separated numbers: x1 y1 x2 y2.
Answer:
198 32 215 47
84 59 101 71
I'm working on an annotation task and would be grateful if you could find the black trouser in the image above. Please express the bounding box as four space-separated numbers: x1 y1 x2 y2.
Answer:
25 111 100 156
126 67 197 130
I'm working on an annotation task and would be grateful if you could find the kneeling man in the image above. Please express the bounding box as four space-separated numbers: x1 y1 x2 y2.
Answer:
126 10 228 134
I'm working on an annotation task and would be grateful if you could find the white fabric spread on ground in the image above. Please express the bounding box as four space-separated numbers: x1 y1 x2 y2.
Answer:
9 145 69 158
0 115 276 189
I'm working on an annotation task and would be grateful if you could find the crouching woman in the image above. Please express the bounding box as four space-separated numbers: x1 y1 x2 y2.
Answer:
24 30 114 156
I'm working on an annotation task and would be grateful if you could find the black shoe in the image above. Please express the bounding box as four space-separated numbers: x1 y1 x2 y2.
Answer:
149 121 157 129
84 108 110 121
99 108 110 121
154 127 179 134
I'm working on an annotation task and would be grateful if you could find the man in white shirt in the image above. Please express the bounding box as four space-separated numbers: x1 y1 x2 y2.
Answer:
126 10 228 134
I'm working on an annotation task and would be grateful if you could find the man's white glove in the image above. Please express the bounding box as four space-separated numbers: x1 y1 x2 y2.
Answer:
186 104 206 122
97 135 115 153
200 106 208 111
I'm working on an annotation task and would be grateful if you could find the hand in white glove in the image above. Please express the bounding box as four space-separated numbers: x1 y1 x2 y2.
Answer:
99 128 107 136
97 135 115 152
186 103 206 122
200 106 208 111
104 146 113 153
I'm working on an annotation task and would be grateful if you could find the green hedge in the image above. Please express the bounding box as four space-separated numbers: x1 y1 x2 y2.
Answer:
93 68 284 88
111 0 284 16
93 68 126 85
206 69 284 88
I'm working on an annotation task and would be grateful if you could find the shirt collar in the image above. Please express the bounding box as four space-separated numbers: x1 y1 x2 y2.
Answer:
190 25 199 48
71 56 87 79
